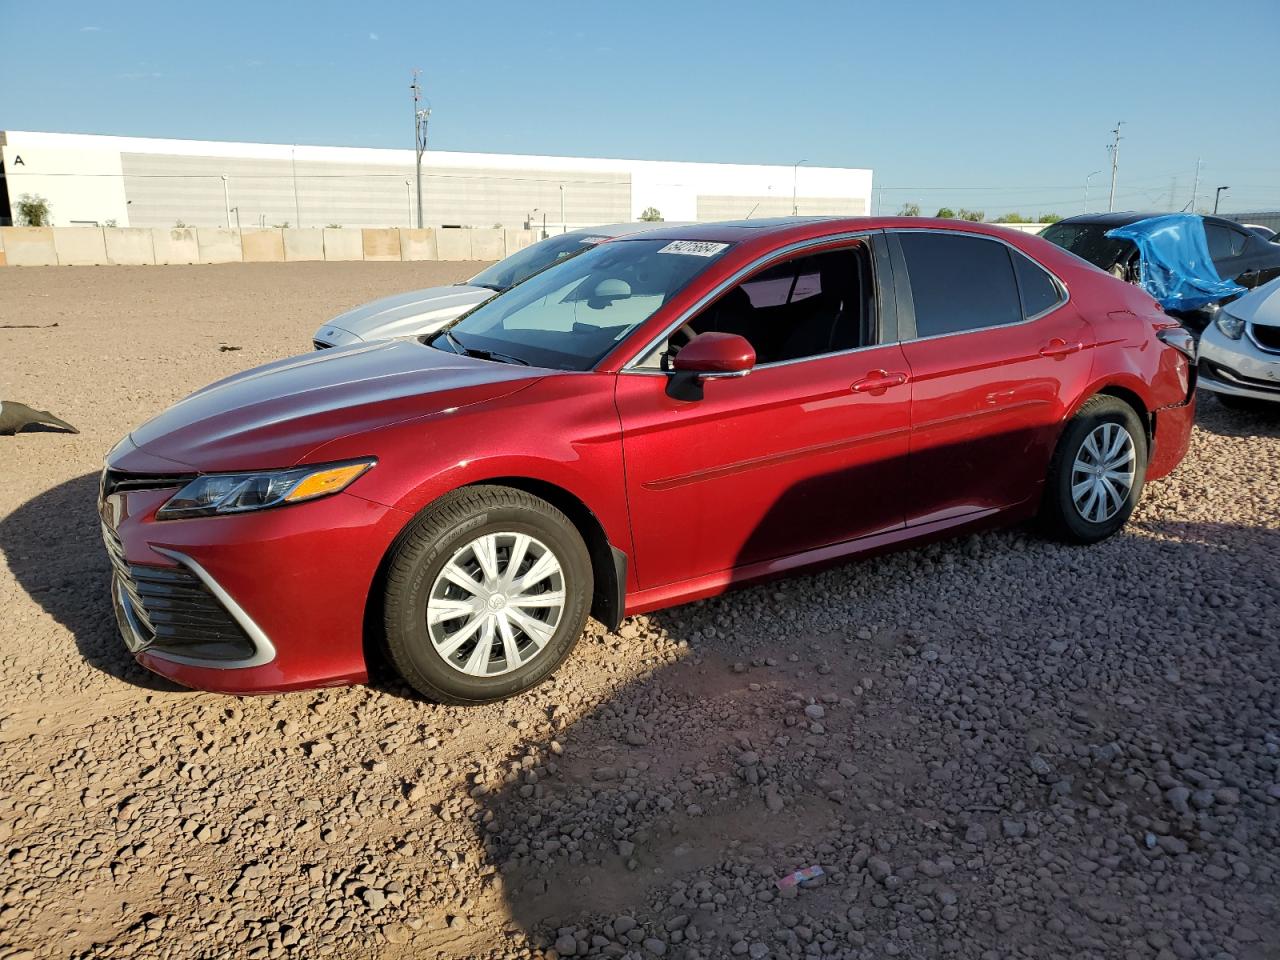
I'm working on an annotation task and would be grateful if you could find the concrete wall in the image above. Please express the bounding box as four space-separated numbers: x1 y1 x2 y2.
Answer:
240 228 285 263
283 229 325 262
0 227 58 266
0 226 539 266
52 227 108 265
105 227 155 265
152 227 199 265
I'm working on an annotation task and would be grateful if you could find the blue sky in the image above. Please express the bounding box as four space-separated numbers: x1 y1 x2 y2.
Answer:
3 0 1277 218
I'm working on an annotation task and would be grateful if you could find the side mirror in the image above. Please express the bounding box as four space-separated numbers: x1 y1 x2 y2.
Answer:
667 332 755 401
672 332 756 379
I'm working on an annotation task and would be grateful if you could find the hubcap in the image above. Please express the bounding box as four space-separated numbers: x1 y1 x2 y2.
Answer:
427 532 565 677
1071 422 1136 523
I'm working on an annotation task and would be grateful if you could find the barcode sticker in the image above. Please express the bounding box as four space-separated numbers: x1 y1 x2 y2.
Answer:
657 240 729 257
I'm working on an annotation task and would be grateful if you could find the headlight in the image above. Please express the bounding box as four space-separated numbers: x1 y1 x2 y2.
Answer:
1215 311 1246 340
155 460 375 519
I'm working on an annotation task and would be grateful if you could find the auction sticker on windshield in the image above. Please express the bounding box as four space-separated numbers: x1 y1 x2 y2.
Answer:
657 240 729 257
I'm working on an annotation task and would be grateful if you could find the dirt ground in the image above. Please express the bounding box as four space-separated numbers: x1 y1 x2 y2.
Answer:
0 263 1277 960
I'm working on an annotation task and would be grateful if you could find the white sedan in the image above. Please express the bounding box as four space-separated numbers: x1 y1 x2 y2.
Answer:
1198 277 1280 408
312 223 676 349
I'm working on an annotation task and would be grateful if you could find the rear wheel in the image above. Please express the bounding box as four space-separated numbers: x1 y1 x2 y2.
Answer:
1041 396 1147 544
383 486 592 704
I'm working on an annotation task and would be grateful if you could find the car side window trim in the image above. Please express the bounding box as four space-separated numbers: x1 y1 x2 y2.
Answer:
888 227 1072 345
619 231 886 374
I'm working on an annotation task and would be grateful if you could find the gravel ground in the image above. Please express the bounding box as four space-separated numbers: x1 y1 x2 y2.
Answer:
1 263 1278 960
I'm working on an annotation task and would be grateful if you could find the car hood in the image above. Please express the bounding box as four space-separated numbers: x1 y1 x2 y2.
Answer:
1223 277 1280 328
127 339 543 471
317 284 495 342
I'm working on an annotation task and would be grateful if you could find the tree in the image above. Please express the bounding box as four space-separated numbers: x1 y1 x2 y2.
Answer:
935 207 956 219
1039 213 1063 224
956 208 984 222
639 207 663 222
897 202 921 217
993 213 1029 224
16 194 51 227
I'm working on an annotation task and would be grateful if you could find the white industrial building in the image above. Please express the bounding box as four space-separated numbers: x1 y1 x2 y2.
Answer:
0 131 873 231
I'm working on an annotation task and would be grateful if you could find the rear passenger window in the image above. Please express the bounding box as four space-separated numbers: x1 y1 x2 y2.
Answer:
1011 250 1064 317
898 233 1022 338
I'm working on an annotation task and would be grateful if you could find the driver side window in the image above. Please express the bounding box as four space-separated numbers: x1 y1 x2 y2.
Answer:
637 243 873 369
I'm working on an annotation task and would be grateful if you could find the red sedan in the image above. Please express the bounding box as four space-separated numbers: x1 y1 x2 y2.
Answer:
100 218 1196 702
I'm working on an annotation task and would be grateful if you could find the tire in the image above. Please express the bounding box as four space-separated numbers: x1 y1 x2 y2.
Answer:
1041 396 1148 544
382 485 592 704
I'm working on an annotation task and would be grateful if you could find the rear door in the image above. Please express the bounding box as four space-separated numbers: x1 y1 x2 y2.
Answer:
890 230 1095 525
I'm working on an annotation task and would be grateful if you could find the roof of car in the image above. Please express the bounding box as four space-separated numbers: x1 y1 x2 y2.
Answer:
1052 211 1245 229
566 222 693 238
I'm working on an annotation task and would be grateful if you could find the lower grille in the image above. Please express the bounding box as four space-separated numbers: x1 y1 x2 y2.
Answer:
1199 359 1280 394
102 523 255 662
1248 324 1280 354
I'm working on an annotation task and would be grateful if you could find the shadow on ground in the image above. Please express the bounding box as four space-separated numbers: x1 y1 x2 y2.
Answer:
474 517 1280 958
0 470 183 691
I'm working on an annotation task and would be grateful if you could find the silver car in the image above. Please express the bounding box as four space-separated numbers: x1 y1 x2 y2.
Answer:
1198 277 1280 407
312 223 676 349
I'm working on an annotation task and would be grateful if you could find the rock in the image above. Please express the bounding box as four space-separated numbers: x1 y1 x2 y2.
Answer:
643 937 668 956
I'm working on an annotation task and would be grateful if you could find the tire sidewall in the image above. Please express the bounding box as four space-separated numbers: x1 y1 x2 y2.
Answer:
388 500 591 703
1052 400 1147 542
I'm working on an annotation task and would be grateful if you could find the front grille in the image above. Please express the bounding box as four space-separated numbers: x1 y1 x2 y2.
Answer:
101 468 191 500
1248 324 1280 354
313 340 332 350
102 523 255 662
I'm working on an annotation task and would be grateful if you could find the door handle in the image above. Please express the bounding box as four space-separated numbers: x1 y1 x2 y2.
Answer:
851 370 909 393
1039 338 1083 359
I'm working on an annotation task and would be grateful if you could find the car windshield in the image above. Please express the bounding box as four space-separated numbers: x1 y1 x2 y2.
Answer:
431 238 730 370
468 232 606 291
1041 222 1135 271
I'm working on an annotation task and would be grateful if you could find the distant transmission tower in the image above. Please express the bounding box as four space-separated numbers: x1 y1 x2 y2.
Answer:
411 70 432 229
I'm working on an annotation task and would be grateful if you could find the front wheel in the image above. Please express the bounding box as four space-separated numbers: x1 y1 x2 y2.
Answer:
382 486 592 704
1041 396 1148 544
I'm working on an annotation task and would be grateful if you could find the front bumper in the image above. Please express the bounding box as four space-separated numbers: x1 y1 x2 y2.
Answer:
1196 322 1280 402
100 457 407 694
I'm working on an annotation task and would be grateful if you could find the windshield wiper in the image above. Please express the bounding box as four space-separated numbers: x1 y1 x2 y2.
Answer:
438 329 529 366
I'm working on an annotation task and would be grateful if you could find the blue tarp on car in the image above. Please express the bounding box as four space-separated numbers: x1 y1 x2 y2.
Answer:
1105 214 1244 312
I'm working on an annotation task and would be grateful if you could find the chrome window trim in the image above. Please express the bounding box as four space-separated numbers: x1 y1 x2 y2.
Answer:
617 226 1074 374
144 547 278 670
619 231 877 374
889 227 1072 344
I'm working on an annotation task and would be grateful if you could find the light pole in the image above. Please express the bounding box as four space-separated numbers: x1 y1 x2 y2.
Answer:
405 180 413 228
230 206 241 232
792 160 807 215
559 184 565 233
1214 186 1229 215
1083 170 1102 213
411 71 432 229
221 175 231 228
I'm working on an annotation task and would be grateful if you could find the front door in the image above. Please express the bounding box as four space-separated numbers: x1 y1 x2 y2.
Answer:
614 241 912 590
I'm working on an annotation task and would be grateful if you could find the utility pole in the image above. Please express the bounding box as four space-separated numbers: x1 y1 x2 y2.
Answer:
221 175 231 228
1106 122 1124 212
1188 158 1202 212
1214 186 1229 215
411 70 431 229
559 184 565 233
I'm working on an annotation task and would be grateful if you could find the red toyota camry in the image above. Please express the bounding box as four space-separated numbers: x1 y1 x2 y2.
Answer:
100 218 1196 702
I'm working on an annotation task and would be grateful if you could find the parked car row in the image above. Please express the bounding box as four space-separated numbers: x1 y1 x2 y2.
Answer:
102 215 1198 702
1040 212 1280 410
